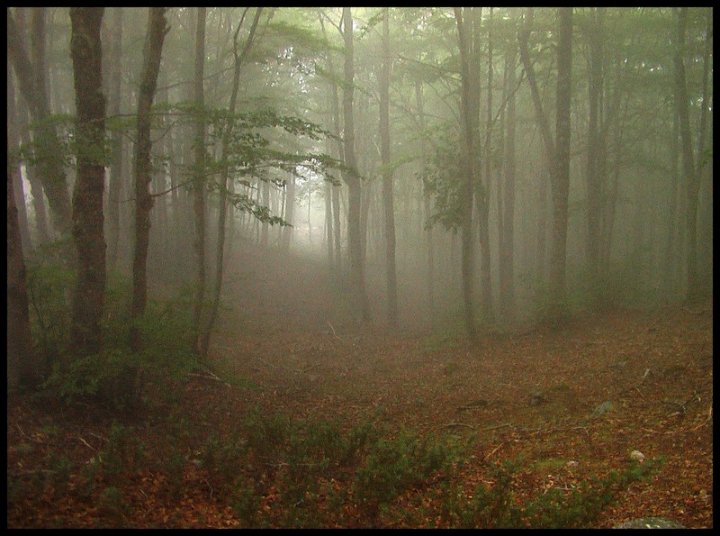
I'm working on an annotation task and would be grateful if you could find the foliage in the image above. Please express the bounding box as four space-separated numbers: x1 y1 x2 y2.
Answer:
354 430 464 514
37 267 198 410
440 457 664 528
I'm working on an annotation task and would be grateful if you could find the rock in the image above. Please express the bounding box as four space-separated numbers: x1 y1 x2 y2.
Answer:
613 517 685 529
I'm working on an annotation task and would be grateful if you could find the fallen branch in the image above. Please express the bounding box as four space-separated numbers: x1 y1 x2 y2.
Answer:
440 422 476 431
78 436 96 451
327 320 342 340
482 442 505 462
483 423 514 432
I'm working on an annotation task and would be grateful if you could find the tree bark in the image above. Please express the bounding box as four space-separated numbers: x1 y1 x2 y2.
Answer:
69 7 107 356
342 7 371 322
130 8 168 352
674 7 711 303
454 7 478 342
499 34 517 320
200 7 263 357
548 7 573 320
7 62 32 253
379 8 398 327
106 7 124 272
7 142 40 388
192 7 207 355
7 9 72 237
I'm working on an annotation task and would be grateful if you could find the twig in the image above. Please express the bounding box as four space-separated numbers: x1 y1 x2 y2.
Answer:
482 442 504 462
440 422 476 431
483 423 513 432
187 371 231 387
78 436 96 451
327 320 342 340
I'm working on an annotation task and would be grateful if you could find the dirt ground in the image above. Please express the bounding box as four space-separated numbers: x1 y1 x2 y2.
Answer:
6 244 713 528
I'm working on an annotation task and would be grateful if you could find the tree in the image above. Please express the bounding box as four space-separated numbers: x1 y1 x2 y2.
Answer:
192 7 208 355
454 7 480 341
342 7 371 322
548 7 573 320
7 142 39 388
498 14 518 320
131 8 169 352
379 8 399 327
674 7 711 303
7 8 72 237
519 7 573 320
199 7 264 358
105 7 124 272
69 7 107 356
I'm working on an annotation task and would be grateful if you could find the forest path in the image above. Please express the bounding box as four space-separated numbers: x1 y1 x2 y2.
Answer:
204 242 713 528
7 241 713 527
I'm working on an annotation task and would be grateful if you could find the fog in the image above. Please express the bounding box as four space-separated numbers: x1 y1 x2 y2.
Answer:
7 7 713 529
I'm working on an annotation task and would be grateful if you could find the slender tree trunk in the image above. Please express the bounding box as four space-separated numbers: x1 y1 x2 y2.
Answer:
454 7 478 342
106 8 123 272
17 98 51 245
499 39 517 320
8 142 40 388
479 7 493 321
379 8 398 326
415 80 435 326
548 7 573 320
674 7 710 303
7 9 72 237
130 8 168 352
69 7 107 357
200 7 263 357
342 7 370 322
192 8 207 355
7 63 32 253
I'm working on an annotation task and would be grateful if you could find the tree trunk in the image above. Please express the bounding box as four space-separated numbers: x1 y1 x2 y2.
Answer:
69 7 107 357
7 62 32 253
584 8 604 300
106 8 124 272
548 7 573 321
674 7 711 303
499 37 517 320
379 8 398 327
192 7 207 355
454 7 478 342
342 7 370 322
200 7 263 357
7 9 72 237
130 8 168 352
7 142 40 388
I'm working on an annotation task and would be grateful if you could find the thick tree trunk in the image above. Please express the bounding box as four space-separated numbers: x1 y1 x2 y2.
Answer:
130 8 168 352
69 7 107 357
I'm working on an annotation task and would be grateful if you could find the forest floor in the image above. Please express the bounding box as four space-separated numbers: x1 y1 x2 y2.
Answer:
7 245 714 528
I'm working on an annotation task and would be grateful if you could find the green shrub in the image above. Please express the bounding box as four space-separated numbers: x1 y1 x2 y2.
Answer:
441 457 663 528
98 421 145 481
230 474 261 527
354 431 462 514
